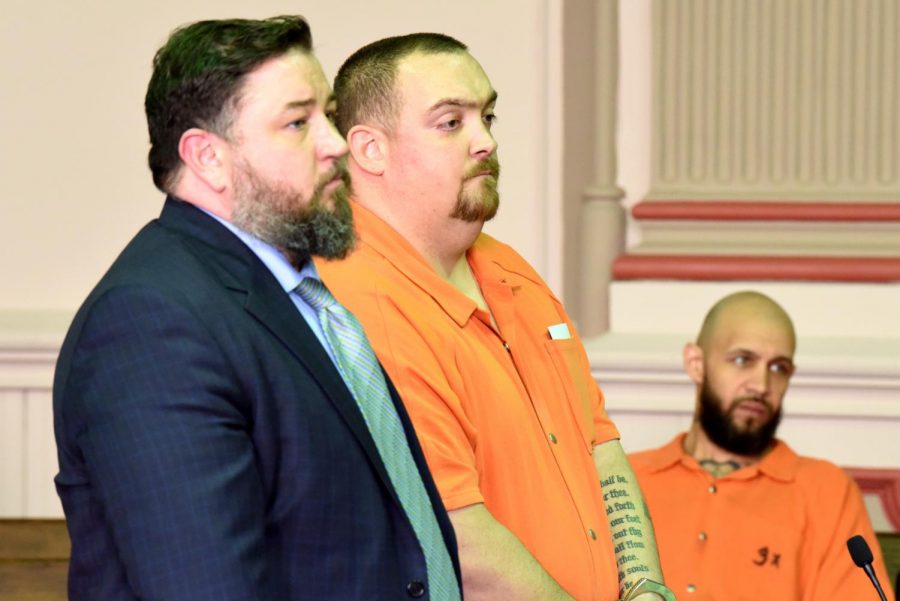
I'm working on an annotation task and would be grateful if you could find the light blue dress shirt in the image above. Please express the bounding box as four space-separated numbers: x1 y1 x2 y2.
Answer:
201 209 338 366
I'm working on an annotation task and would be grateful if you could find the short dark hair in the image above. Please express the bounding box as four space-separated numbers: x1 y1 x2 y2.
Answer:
333 33 467 137
145 15 313 193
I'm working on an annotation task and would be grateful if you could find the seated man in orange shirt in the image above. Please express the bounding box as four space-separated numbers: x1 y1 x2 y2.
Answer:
629 291 894 601
317 33 669 601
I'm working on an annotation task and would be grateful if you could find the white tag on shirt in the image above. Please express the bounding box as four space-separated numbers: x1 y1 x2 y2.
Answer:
547 322 571 340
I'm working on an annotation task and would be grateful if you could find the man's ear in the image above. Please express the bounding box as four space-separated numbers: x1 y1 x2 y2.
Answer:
178 128 229 192
346 124 385 176
683 342 705 385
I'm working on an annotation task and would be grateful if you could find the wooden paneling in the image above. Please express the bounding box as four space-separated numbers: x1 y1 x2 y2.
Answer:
0 520 68 600
0 521 69 559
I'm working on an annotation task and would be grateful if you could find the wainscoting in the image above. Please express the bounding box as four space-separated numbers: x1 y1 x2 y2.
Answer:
0 311 67 518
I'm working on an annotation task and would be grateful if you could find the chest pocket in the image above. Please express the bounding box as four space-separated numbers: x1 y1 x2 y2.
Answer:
544 337 595 452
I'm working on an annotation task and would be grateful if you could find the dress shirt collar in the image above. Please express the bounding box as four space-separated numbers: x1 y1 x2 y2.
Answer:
199 209 320 291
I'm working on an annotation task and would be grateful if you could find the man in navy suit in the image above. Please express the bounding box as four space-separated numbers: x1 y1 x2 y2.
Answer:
53 16 459 600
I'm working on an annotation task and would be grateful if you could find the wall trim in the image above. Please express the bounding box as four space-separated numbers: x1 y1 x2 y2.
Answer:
847 468 900 531
0 311 69 390
585 332 900 419
633 200 900 222
613 255 900 282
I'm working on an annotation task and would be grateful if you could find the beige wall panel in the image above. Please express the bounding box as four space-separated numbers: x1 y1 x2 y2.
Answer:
0 391 25 517
605 410 693 454
608 281 900 338
776 416 900 469
25 389 62 518
863 495 893 532
635 220 900 256
650 0 900 200
617 0 654 244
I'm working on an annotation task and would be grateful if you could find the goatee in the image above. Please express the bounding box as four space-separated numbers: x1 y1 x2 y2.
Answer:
451 153 501 223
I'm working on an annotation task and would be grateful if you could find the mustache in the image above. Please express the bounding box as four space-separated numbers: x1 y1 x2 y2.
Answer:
730 396 773 412
315 157 351 192
464 154 500 180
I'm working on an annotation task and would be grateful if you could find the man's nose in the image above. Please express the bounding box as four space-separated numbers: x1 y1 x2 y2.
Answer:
317 118 349 160
746 364 771 397
471 123 497 159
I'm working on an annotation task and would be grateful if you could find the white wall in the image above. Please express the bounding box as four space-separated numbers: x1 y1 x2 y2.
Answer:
0 0 562 315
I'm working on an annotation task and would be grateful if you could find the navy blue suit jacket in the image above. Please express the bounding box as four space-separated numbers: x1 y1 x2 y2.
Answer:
53 198 460 600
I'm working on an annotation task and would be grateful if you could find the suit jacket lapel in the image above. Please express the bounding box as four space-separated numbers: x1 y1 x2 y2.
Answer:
242 275 399 502
157 198 400 507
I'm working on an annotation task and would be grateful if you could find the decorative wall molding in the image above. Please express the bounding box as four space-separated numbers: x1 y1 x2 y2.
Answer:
848 468 900 531
0 311 69 391
586 332 900 420
633 200 900 222
633 221 900 257
620 3 900 282
607 280 900 339
651 0 900 200
629 200 900 256
613 255 900 282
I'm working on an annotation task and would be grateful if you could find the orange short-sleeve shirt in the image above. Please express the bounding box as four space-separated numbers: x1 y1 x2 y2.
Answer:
630 435 895 601
317 202 621 601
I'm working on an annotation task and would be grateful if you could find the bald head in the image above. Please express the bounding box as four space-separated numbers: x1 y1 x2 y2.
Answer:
696 291 796 355
685 291 797 458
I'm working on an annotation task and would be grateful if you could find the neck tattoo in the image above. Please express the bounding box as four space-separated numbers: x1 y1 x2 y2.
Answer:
699 458 741 478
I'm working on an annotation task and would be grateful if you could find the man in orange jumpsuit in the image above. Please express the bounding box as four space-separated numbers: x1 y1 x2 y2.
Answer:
630 290 894 600
318 33 670 601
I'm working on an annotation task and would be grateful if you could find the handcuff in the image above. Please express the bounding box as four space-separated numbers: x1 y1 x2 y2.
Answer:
621 577 677 601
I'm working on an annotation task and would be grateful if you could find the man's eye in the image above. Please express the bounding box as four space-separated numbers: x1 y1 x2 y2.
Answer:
483 113 497 127
769 362 793 375
326 111 338 124
733 355 749 367
438 118 461 131
288 118 308 130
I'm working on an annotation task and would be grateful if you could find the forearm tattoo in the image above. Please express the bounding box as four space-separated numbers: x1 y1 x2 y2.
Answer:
601 473 650 593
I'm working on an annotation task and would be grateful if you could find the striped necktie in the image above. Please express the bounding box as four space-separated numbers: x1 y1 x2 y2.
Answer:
295 277 459 600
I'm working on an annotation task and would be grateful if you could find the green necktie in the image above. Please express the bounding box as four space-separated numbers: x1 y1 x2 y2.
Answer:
296 277 459 600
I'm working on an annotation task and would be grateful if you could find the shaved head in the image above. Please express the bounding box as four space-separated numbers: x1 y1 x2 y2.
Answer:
687 291 797 457
696 291 796 355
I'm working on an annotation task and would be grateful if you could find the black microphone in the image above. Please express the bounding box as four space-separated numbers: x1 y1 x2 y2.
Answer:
846 535 888 601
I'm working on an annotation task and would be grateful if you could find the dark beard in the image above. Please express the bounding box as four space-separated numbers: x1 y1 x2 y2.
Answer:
231 159 355 262
451 153 500 223
698 378 781 456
